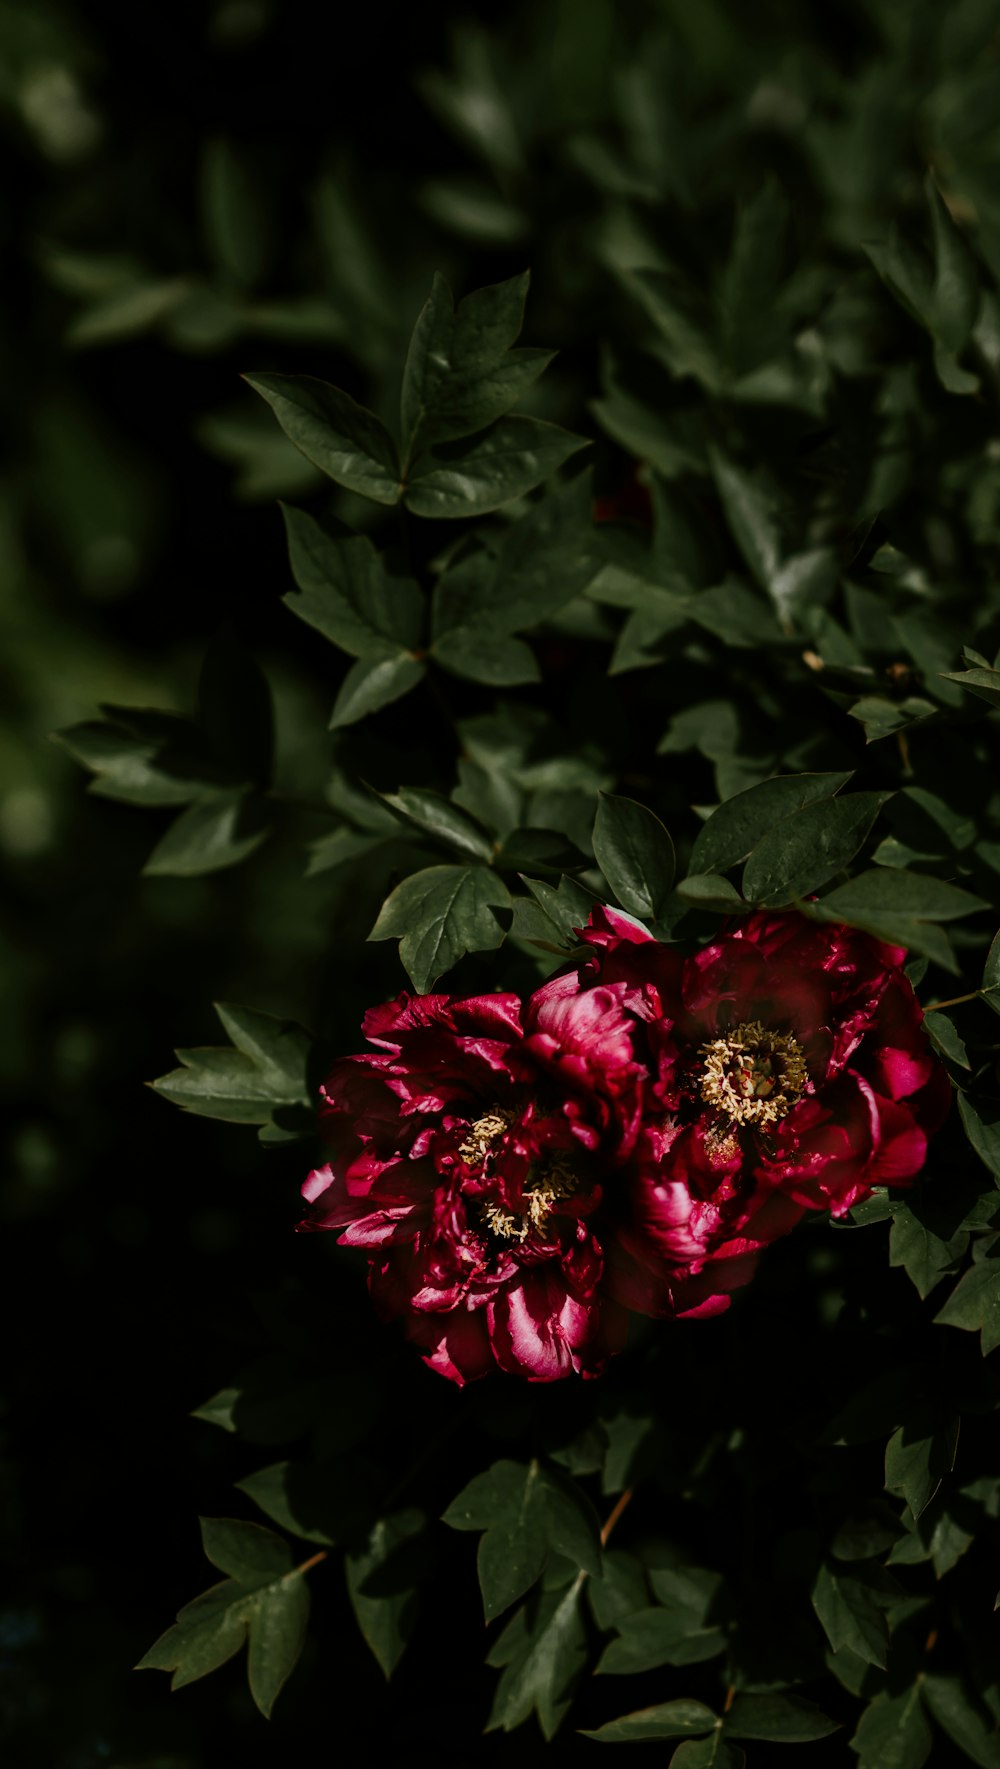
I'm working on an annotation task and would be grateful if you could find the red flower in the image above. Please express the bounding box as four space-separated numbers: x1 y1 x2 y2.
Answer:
301 908 949 1382
564 906 951 1320
300 988 646 1384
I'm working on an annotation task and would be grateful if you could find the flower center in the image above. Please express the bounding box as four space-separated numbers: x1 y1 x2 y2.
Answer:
459 1107 514 1167
699 1020 807 1127
459 1109 579 1242
483 1157 579 1241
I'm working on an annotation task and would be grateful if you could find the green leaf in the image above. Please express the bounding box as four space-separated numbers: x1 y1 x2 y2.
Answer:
628 269 725 392
741 791 889 906
958 1095 1000 1183
597 1608 726 1675
345 1508 429 1679
922 1674 1000 1769
850 1684 932 1769
512 874 597 949
811 1563 889 1668
674 874 745 910
610 599 689 673
480 471 601 632
137 1517 316 1717
689 773 853 876
938 666 1000 708
201 1517 295 1582
923 1010 969 1069
580 1700 719 1743
849 696 938 746
401 270 553 456
244 373 401 504
330 654 427 728
55 708 217 807
831 1503 903 1562
246 1574 309 1720
846 1191 894 1230
726 1692 838 1743
137 1582 250 1689
430 476 598 677
927 179 980 356
719 179 791 375
405 416 589 519
983 927 1000 990
900 785 976 853
494 828 585 874
934 1240 1000 1354
416 33 524 178
486 1578 588 1740
201 137 268 290
670 1740 745 1769
152 1002 311 1136
442 1459 601 1623
369 864 511 991
281 507 423 658
884 1417 960 1518
708 449 782 599
432 626 540 685
142 788 272 877
888 1492 978 1577
688 579 781 648
889 1197 969 1299
453 757 522 837
809 870 987 966
597 1567 727 1674
66 277 192 348
236 1457 372 1545
58 634 274 821
378 787 494 860
586 1550 650 1631
864 222 933 328
593 793 675 920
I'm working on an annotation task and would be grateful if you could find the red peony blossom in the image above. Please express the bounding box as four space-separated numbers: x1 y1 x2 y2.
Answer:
301 908 949 1382
299 987 646 1384
564 906 951 1322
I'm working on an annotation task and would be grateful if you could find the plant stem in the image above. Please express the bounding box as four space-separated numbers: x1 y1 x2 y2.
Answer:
600 1487 633 1547
295 1550 328 1576
925 991 979 1012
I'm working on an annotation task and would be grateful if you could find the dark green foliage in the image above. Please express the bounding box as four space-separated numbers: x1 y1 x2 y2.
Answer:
593 792 676 921
136 1518 317 1717
345 1509 430 1678
246 274 586 518
486 1578 590 1740
151 1003 312 1143
19 0 1000 1763
243 375 403 505
442 1458 602 1622
56 636 276 873
369 862 512 991
580 1698 720 1742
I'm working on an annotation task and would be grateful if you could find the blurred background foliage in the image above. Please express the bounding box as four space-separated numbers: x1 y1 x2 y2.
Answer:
7 0 1000 1762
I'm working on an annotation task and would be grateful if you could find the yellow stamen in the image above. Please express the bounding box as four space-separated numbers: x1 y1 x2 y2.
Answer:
459 1107 514 1166
524 1155 578 1231
483 1202 527 1241
478 1149 579 1243
699 1020 807 1128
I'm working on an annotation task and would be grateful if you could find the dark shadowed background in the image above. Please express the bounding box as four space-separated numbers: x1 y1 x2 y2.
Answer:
5 1 1000 1763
